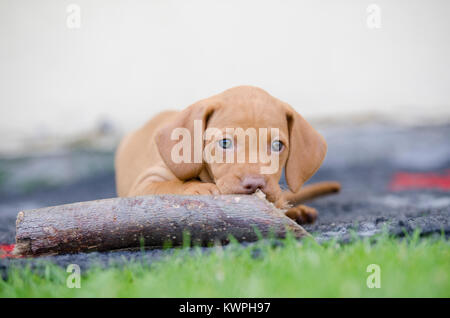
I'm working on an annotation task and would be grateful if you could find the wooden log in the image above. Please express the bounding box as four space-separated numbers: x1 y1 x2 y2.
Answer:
14 195 308 256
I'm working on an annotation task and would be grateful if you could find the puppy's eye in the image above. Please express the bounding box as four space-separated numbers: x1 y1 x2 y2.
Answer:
271 140 284 152
218 138 233 149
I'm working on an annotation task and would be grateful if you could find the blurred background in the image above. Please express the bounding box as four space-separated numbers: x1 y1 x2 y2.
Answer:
0 0 449 208
1 0 450 152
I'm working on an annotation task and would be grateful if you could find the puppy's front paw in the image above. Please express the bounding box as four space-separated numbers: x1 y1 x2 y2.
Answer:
182 182 220 195
285 205 318 225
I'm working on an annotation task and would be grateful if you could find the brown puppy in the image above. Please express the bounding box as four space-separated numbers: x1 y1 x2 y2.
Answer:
115 86 339 224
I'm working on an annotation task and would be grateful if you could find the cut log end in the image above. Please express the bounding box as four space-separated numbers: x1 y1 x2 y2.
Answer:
12 240 31 256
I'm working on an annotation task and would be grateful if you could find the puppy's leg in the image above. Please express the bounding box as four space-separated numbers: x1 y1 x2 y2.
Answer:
285 204 318 225
128 179 220 197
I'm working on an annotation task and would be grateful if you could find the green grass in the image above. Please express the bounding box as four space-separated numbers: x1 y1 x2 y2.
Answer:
1 232 449 297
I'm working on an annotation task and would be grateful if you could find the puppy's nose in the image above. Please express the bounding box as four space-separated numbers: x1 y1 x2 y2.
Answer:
241 176 266 193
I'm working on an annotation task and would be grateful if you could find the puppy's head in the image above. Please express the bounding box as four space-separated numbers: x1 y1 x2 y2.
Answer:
156 86 327 203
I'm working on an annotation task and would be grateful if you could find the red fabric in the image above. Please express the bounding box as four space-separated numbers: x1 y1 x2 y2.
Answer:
0 244 17 258
389 170 450 191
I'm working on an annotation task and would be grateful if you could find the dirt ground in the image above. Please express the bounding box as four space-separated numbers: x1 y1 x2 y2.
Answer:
0 123 449 272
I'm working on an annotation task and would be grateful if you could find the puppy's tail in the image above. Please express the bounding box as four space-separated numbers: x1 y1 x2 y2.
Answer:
282 181 341 204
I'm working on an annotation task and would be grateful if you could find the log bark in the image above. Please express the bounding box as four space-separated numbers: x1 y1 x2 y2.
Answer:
14 195 308 256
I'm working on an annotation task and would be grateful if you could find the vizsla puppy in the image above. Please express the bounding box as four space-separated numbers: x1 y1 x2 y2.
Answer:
115 86 339 224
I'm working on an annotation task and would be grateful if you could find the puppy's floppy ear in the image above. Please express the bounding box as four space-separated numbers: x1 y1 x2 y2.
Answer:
284 104 327 192
156 100 217 180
